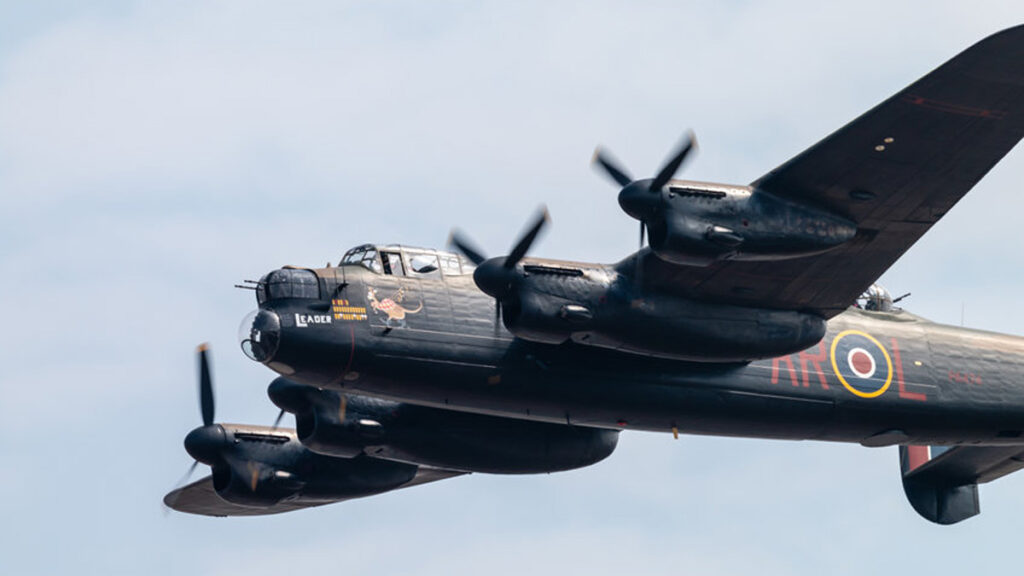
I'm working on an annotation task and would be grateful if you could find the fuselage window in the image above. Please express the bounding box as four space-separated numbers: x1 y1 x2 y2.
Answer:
439 255 462 276
408 253 440 277
381 251 405 276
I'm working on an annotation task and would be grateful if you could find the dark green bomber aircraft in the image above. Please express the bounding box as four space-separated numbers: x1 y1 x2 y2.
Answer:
166 26 1024 525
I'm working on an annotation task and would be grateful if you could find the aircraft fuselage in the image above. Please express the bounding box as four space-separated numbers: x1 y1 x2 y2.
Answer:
248 260 1024 448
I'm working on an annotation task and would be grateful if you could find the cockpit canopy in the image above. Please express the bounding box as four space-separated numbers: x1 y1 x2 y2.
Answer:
340 244 475 277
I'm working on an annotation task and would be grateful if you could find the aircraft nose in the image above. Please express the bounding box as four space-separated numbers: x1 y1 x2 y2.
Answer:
184 424 227 465
239 309 281 362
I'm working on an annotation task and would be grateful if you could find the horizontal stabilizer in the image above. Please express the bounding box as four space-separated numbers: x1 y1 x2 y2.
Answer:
898 445 1024 525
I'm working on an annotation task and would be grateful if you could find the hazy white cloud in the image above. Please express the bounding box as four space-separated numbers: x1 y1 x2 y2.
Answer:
2 2 1012 212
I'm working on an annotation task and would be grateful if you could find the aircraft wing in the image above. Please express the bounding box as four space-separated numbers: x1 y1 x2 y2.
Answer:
641 25 1024 317
898 444 1024 525
163 467 466 517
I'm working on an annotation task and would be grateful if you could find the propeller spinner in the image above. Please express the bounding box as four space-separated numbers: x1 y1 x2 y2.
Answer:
591 131 698 251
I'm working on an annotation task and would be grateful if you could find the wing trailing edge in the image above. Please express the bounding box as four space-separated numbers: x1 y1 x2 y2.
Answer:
163 467 465 517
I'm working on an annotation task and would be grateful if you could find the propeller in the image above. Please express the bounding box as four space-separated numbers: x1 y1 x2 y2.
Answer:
172 344 229 489
271 409 286 430
198 343 214 427
448 206 550 333
165 344 229 513
447 231 488 268
167 346 297 514
591 131 698 252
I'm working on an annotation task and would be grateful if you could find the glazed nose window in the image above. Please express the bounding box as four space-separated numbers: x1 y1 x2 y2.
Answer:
239 309 281 362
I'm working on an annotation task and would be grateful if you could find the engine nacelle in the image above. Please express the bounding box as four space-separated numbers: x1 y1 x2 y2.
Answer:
578 292 826 362
499 264 615 345
498 265 825 362
210 455 417 508
503 290 577 345
211 460 304 508
641 185 856 267
269 379 619 474
207 423 418 508
296 397 393 459
366 407 619 474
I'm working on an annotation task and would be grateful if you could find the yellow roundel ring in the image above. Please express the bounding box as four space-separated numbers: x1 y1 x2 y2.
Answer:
829 330 893 398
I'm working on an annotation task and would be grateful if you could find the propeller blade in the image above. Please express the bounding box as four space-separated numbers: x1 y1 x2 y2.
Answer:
650 130 697 191
198 343 214 427
504 206 550 269
639 221 646 250
448 230 488 266
591 147 634 187
271 409 285 430
163 460 196 516
182 460 199 485
166 460 199 512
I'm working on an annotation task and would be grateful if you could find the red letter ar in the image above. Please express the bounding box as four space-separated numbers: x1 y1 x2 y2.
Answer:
771 355 800 387
798 342 829 389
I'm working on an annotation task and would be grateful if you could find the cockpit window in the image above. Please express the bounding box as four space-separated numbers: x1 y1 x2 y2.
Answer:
381 251 405 276
341 245 471 275
341 246 382 273
360 249 382 273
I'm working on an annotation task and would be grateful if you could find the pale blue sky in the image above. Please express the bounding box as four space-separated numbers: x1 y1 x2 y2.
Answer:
4 2 1024 574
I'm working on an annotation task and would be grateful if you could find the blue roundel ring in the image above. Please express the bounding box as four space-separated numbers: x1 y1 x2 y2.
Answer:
829 330 893 398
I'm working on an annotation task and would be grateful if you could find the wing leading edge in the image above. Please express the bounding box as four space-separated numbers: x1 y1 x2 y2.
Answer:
644 25 1024 316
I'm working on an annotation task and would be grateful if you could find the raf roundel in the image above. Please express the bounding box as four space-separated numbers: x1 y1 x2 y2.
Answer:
829 330 893 398
847 348 877 378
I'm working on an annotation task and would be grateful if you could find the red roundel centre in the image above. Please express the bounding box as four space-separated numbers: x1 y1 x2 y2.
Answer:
851 351 872 373
848 348 875 378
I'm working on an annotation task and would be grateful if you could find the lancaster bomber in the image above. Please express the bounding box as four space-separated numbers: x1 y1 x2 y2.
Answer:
166 25 1024 524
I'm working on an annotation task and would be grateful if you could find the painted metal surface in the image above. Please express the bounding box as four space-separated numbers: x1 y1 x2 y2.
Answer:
246 262 1024 449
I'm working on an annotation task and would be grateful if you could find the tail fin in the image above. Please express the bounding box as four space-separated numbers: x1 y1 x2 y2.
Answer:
899 445 980 525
